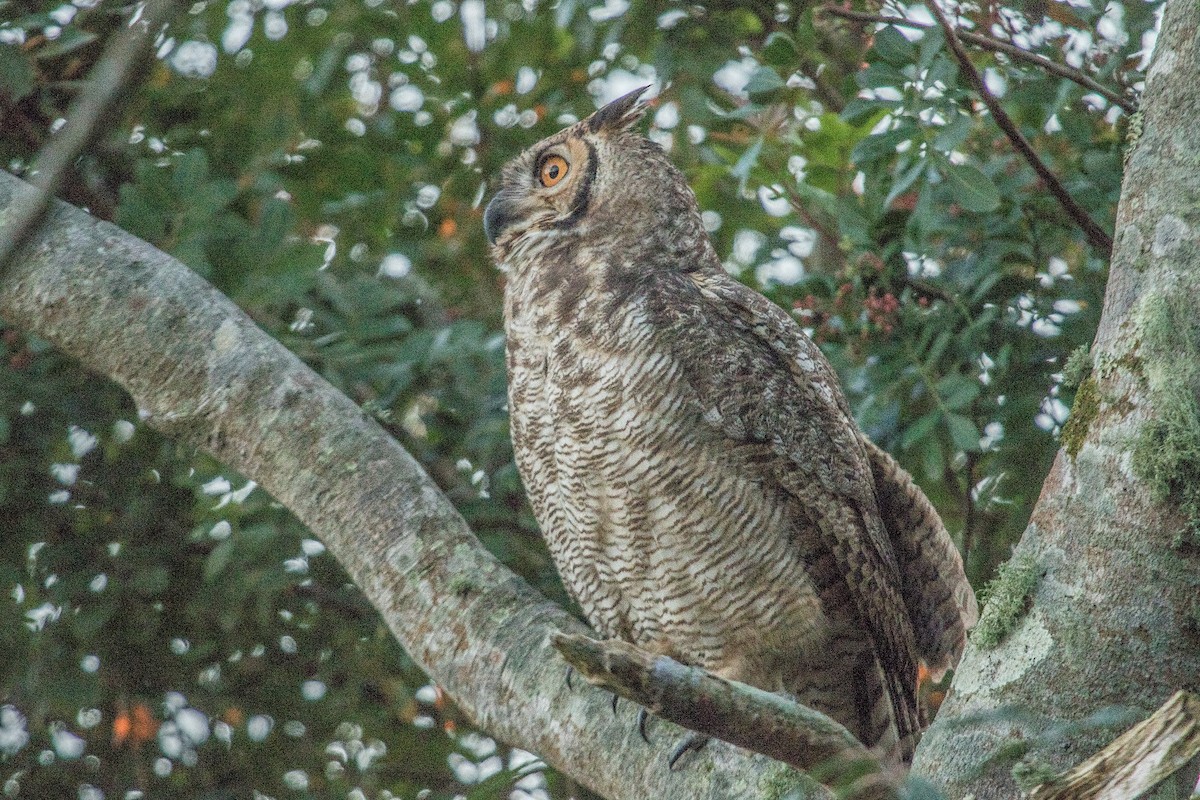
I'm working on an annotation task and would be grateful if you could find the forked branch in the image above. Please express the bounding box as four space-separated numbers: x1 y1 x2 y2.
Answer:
926 0 1114 254
821 6 1136 114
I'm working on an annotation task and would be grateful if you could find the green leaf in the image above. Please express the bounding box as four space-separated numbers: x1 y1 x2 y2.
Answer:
917 432 945 482
856 63 907 90
134 565 171 596
901 411 940 449
841 97 895 125
0 44 35 101
942 162 1001 212
256 197 293 254
761 31 798 67
851 127 913 164
933 113 973 151
872 25 915 65
707 99 764 120
884 157 927 207
937 374 981 410
745 65 785 99
924 330 952 369
173 149 210 192
946 413 981 452
918 26 946 68
204 539 236 582
925 53 959 86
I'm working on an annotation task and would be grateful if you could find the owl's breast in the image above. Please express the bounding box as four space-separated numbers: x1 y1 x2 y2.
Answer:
505 289 828 683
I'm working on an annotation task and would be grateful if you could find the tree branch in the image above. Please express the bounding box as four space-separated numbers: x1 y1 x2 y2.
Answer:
0 0 187 277
1029 691 1200 799
926 0 1114 255
819 6 1137 115
552 633 901 798
0 170 826 800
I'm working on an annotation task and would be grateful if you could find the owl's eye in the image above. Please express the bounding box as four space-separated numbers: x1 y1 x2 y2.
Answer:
539 155 569 188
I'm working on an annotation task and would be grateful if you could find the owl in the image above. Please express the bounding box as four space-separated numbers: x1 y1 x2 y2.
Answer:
484 87 977 765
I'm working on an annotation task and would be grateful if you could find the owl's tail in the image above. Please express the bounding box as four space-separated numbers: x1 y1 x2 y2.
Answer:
862 437 980 681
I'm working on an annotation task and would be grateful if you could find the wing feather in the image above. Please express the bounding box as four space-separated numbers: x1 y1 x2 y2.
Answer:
642 269 923 748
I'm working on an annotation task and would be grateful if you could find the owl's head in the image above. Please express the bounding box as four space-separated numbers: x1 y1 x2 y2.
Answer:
484 87 711 271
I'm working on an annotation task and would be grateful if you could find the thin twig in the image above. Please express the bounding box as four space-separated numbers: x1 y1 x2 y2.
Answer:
926 1 1114 254
820 6 1136 115
0 0 187 277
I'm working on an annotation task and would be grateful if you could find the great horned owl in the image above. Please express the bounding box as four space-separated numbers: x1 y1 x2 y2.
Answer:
484 88 977 764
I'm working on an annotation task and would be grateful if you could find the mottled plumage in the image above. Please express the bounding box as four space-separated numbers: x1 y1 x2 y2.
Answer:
485 88 977 764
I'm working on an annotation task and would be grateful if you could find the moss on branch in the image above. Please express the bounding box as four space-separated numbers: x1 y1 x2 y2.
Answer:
1061 376 1100 459
972 552 1040 649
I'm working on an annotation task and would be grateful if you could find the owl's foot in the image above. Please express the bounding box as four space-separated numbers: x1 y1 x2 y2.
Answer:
635 707 652 744
667 732 709 769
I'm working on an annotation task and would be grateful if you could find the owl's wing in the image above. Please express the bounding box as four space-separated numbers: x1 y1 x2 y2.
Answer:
644 269 924 746
862 437 979 679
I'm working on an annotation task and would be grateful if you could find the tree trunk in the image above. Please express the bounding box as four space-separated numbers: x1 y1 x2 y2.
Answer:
912 0 1200 795
0 171 822 800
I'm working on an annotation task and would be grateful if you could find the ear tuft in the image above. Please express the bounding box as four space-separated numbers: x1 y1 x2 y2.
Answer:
586 86 652 134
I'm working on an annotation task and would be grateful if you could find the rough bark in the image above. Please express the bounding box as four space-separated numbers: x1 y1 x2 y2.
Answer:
0 171 824 800
911 0 1200 795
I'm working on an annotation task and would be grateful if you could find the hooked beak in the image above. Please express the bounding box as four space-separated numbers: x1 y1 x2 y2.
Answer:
483 190 519 246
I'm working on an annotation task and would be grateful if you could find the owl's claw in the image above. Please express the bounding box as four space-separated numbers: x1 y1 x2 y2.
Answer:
610 693 620 714
565 666 575 691
635 707 652 744
667 732 710 770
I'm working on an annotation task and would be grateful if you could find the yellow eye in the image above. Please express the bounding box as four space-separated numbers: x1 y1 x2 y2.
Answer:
539 155 569 187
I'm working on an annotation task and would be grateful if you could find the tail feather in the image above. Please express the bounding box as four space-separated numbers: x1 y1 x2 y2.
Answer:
863 437 979 680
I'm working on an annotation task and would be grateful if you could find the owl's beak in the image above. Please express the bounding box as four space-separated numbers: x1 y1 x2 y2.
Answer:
483 191 518 245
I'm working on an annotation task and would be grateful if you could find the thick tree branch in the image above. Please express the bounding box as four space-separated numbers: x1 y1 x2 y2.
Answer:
912 1 1200 795
0 170 825 800
552 634 881 776
0 0 186 276
820 7 1136 114
926 0 1114 255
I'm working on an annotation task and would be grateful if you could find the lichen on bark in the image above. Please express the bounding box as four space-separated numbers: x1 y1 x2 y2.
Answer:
1060 376 1099 459
1061 344 1093 389
971 551 1039 649
1129 287 1200 547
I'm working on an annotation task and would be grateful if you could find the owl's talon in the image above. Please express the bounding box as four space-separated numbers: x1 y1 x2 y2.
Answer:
636 707 652 744
565 666 575 691
667 732 710 770
610 693 620 714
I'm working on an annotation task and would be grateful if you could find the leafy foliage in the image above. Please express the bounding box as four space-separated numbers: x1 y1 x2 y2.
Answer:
0 0 1161 796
